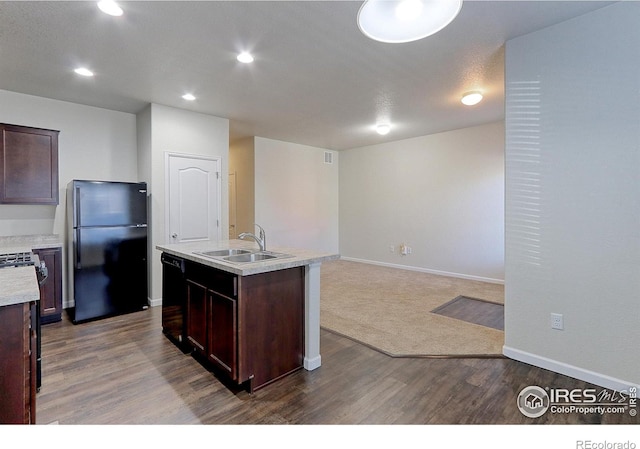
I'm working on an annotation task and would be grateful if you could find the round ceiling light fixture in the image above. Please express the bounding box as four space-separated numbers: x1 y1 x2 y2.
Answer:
182 93 196 101
357 0 463 43
461 91 483 106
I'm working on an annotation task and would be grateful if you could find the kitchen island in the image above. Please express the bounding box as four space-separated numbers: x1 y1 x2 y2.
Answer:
156 240 339 391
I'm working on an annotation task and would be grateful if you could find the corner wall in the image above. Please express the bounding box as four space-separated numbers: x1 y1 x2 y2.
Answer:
0 89 139 237
229 137 256 239
504 2 640 389
0 89 139 308
253 137 339 253
339 122 505 282
140 104 229 303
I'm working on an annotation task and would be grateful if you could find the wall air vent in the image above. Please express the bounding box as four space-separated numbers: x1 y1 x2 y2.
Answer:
324 151 333 164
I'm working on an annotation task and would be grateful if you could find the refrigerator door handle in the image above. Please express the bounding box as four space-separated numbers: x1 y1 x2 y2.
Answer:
75 229 82 269
73 187 81 228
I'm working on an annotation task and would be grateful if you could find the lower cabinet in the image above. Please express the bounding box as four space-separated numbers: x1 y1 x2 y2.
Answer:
208 291 237 380
182 259 304 391
236 268 304 391
186 279 208 355
0 302 37 424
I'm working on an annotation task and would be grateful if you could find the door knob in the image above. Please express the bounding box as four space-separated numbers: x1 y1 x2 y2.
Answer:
171 233 178 239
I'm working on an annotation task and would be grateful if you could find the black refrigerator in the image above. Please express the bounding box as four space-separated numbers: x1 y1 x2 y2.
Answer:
68 180 148 323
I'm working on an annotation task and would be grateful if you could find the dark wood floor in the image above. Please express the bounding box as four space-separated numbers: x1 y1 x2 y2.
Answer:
36 306 635 425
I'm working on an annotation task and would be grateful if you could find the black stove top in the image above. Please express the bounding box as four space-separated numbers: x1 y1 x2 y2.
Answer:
0 251 36 268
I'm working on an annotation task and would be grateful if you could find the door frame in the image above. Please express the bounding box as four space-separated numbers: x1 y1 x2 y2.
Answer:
164 152 222 243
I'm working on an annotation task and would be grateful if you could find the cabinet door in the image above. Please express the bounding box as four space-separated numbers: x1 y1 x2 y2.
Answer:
0 124 59 205
34 247 63 324
185 279 207 355
208 291 237 380
0 303 34 424
237 268 305 390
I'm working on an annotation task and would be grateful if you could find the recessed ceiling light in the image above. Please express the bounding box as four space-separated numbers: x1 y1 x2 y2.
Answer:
74 67 94 77
182 93 196 101
237 52 254 64
461 91 483 106
97 0 123 17
376 124 391 135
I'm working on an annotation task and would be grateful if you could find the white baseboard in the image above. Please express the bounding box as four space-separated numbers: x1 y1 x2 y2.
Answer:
304 355 322 371
503 345 639 392
339 256 504 285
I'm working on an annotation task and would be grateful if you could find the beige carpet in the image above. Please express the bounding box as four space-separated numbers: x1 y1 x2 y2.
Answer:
320 259 505 357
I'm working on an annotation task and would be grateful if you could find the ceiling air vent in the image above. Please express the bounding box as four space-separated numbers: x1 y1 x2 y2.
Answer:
324 151 333 164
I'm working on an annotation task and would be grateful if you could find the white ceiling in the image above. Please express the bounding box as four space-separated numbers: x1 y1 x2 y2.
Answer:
0 1 614 150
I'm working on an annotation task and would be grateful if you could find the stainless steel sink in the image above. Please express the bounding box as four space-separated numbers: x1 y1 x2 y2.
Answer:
197 249 252 257
195 249 293 264
223 253 276 263
223 251 294 264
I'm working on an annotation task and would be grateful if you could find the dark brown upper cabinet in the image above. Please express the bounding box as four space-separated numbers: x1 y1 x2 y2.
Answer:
0 124 59 205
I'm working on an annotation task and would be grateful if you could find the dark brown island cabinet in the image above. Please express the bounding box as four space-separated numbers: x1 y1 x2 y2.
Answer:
0 123 59 205
33 247 63 324
183 260 304 392
0 302 37 424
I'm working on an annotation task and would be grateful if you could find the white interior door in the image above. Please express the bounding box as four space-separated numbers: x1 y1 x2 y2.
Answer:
166 153 221 244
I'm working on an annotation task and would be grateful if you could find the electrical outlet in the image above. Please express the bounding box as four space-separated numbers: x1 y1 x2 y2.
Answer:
400 244 408 255
389 245 395 253
550 313 564 330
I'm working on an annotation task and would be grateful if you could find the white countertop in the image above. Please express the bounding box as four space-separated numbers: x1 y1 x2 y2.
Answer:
0 234 63 253
0 234 62 307
0 266 40 307
156 239 339 276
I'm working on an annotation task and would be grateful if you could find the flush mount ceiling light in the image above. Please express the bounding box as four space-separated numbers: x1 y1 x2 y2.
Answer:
74 67 94 77
182 93 196 101
358 0 463 43
237 52 254 64
461 91 483 106
97 0 123 17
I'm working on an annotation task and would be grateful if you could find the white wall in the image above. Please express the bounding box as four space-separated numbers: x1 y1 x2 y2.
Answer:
339 122 505 282
229 137 256 239
0 89 139 236
254 137 339 253
0 89 139 307
504 2 640 389
141 104 229 303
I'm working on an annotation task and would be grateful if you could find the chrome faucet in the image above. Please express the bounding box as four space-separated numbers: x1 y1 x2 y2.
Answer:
238 224 266 252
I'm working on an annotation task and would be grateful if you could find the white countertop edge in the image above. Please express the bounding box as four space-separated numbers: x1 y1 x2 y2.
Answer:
156 240 340 276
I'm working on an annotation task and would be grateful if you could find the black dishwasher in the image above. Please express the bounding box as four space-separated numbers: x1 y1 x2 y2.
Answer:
161 253 188 352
